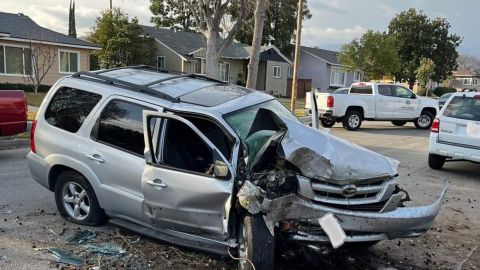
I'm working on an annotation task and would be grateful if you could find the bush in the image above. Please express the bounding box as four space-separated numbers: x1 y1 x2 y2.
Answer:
0 83 51 92
433 87 456 97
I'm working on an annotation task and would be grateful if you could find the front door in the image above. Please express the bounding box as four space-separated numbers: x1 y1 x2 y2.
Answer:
392 85 419 119
141 112 235 237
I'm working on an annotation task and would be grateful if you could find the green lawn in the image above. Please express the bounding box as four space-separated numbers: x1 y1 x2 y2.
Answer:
25 92 47 107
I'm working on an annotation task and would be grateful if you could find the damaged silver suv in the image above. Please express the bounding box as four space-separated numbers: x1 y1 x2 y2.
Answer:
28 66 447 269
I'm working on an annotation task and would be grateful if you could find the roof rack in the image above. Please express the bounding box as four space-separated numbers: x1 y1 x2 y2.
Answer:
71 71 179 103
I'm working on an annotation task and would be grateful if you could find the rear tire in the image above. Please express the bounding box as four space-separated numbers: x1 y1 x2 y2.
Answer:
320 119 335 128
414 111 434 130
391 121 407 126
428 154 446 170
54 170 106 226
237 214 275 270
342 110 363 131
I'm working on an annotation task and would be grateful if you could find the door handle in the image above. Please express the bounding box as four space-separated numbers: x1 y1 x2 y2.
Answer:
147 179 168 189
85 154 105 163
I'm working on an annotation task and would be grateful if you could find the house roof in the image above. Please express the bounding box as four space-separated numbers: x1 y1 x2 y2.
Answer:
300 46 341 65
141 26 291 64
453 68 480 77
0 12 99 49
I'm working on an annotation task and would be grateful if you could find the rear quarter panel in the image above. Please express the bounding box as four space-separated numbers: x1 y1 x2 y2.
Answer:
0 90 27 136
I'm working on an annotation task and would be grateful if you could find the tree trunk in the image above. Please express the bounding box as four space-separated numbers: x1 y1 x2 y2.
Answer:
246 0 266 89
205 31 220 79
408 80 415 90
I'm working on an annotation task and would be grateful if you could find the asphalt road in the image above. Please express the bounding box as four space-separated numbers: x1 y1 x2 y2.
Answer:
0 121 479 269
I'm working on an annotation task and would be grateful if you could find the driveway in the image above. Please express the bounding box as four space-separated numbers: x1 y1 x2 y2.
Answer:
0 121 478 269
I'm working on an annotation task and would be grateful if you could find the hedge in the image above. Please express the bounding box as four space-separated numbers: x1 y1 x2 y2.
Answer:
433 87 456 97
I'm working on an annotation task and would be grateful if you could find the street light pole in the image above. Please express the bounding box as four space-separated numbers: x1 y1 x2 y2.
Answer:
290 0 304 112
110 0 112 9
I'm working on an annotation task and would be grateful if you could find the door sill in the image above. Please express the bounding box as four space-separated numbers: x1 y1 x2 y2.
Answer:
109 219 235 256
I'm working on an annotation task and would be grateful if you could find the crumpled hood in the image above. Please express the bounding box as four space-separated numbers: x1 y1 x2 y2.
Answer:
279 118 399 182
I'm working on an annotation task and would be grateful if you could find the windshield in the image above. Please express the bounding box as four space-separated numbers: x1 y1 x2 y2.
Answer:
443 96 480 121
224 99 301 142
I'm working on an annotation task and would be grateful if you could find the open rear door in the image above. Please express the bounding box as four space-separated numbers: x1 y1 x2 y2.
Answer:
141 111 235 237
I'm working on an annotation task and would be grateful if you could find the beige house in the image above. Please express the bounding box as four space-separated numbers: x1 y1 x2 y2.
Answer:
0 12 99 86
142 26 292 96
450 68 480 91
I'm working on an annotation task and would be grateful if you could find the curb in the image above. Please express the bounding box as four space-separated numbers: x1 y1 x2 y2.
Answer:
0 139 30 150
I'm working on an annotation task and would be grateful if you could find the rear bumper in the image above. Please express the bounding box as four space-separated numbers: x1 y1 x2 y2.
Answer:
27 151 50 190
307 109 334 119
0 121 27 136
262 181 448 243
429 136 480 162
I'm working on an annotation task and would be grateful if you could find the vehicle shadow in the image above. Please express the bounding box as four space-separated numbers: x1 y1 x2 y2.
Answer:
329 126 429 138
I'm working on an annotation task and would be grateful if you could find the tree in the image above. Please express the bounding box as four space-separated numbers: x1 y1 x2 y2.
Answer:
416 58 436 96
235 0 312 55
68 0 77 38
150 0 196 32
338 31 400 80
89 8 156 68
457 54 480 72
23 42 57 94
246 0 267 89
388 8 461 89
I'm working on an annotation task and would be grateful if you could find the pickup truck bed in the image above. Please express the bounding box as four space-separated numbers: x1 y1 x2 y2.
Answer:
0 90 27 136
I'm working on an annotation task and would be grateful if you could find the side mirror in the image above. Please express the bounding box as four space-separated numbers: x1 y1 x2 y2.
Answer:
214 159 229 178
411 93 417 99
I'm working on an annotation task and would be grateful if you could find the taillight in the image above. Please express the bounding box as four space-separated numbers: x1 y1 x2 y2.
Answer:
327 96 334 108
431 118 440 133
30 120 37 153
474 95 480 99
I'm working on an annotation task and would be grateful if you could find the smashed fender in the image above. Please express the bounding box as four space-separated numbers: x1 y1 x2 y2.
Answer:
279 118 400 182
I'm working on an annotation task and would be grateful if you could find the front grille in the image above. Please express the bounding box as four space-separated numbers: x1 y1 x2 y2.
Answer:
310 178 396 206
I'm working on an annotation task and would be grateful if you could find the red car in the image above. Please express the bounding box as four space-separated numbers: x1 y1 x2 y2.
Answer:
0 90 28 136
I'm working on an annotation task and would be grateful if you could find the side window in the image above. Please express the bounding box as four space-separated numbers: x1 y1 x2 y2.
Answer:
162 119 214 175
182 116 233 160
378 85 394 96
45 87 102 133
92 100 154 156
395 86 413 98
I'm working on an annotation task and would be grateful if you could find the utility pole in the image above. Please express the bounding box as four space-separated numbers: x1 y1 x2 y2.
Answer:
290 0 304 112
109 0 112 9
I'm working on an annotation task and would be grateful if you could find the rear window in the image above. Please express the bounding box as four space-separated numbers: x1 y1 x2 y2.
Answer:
45 87 102 133
443 96 480 121
350 85 373 94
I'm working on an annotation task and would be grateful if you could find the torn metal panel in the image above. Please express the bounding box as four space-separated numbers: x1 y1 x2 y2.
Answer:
237 181 265 214
279 118 399 182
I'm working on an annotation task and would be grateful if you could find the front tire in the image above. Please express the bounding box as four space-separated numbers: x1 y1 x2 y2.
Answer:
237 214 275 270
342 110 363 131
414 111 434 130
428 154 446 170
391 120 407 126
54 170 106 226
320 119 335 128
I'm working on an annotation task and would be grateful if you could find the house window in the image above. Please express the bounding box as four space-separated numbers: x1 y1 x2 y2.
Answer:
288 66 293 77
353 71 361 82
473 79 478 85
0 45 32 75
273 66 281 78
157 56 165 69
330 66 346 87
463 78 472 85
59 50 79 73
219 62 230 82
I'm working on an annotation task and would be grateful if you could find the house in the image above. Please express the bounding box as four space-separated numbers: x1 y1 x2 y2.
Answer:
450 68 480 91
0 12 100 86
141 26 292 96
296 46 360 92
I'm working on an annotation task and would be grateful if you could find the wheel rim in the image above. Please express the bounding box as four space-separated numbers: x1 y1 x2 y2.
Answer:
348 115 360 128
238 224 248 269
62 182 90 221
417 115 431 128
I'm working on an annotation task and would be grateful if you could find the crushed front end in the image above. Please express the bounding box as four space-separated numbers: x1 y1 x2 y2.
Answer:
234 111 447 247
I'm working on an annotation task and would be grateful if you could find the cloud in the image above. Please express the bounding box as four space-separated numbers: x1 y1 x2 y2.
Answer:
302 25 368 47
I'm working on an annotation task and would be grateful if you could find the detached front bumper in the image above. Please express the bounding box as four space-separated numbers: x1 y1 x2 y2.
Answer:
261 182 448 243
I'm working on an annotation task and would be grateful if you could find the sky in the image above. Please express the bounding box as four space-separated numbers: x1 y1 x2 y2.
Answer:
1 0 479 56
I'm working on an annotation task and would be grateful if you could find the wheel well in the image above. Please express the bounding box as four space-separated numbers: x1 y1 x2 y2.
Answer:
346 106 364 118
421 107 437 117
48 165 80 191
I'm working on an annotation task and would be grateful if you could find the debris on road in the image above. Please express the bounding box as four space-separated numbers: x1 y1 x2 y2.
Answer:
67 229 96 244
47 247 84 266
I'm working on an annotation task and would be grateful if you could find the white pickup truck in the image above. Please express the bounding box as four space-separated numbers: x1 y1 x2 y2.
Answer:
306 82 439 131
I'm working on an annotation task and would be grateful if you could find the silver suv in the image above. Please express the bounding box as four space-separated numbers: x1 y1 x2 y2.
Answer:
28 66 447 269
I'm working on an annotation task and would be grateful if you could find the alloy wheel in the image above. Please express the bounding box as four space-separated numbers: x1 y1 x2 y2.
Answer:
62 182 90 221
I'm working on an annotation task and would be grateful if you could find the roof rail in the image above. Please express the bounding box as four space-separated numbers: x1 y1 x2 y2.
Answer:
144 73 226 87
71 71 179 103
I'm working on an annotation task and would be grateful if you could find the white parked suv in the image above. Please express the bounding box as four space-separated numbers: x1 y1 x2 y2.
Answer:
305 82 439 131
428 92 480 169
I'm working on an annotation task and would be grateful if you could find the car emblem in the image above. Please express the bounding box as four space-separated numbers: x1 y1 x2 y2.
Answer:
342 184 358 198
